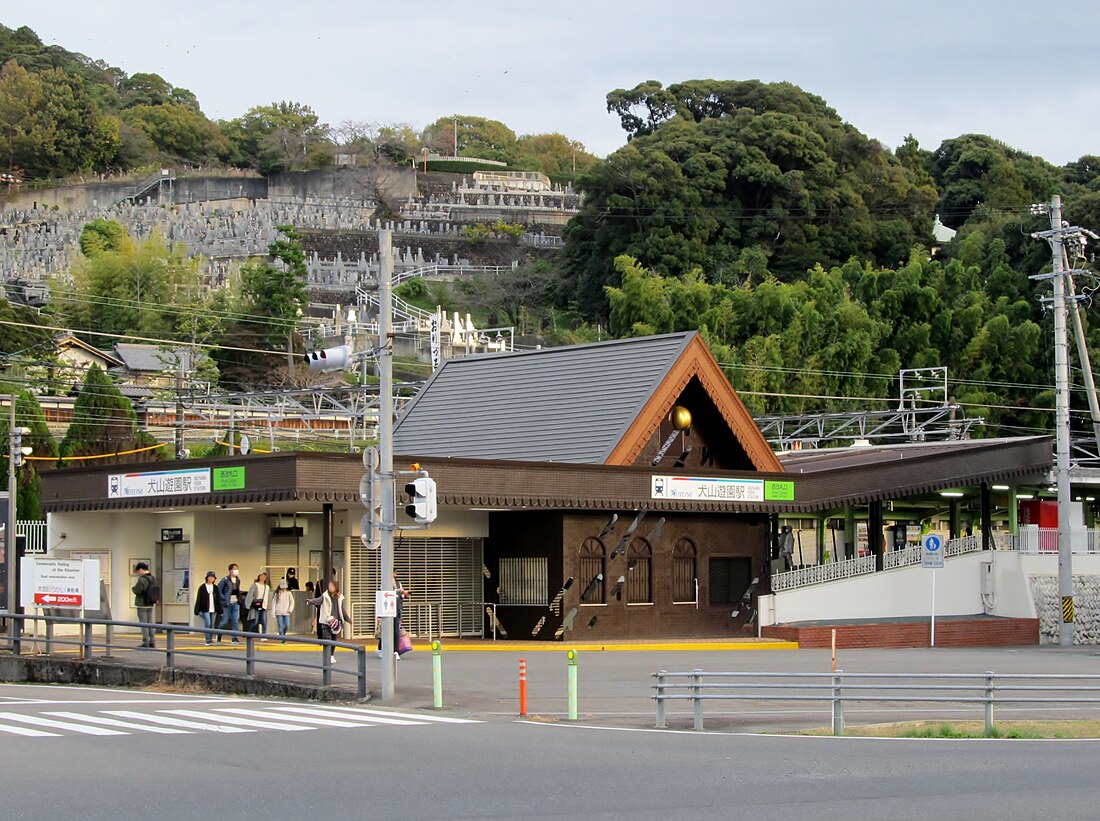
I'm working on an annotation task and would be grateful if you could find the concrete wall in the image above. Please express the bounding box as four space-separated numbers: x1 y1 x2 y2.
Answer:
268 167 414 202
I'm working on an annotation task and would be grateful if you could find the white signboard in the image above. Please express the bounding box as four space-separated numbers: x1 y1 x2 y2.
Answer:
651 475 764 503
922 533 945 569
108 468 211 499
375 589 398 619
20 557 100 610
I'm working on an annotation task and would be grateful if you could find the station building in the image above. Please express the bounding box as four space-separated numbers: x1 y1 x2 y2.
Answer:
38 332 1054 643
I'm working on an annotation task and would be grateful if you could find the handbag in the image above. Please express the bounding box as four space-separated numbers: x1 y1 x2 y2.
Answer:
397 631 413 655
327 617 341 635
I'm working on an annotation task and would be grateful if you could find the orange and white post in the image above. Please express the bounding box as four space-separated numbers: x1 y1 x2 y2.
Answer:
519 658 528 717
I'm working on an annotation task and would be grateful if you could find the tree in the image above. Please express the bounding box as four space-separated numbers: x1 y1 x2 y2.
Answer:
222 101 329 174
0 389 58 520
463 260 565 332
78 218 127 256
59 364 163 463
514 132 596 182
421 114 517 163
121 101 228 163
0 59 39 174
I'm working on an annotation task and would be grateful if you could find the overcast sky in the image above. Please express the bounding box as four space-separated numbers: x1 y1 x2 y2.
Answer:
9 1 1099 164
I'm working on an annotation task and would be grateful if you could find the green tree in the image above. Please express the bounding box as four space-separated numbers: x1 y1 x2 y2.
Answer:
121 101 228 163
514 133 597 182
0 389 59 520
421 114 517 163
222 101 329 174
0 59 39 174
59 364 163 463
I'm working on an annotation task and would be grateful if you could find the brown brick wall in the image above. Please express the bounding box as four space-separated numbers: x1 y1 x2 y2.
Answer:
762 618 1039 649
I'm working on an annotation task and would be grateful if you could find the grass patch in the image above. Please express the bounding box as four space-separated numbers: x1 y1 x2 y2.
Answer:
800 720 1100 739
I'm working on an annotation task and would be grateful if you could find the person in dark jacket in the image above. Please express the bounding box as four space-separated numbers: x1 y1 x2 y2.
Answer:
216 563 241 643
130 562 158 648
193 570 224 645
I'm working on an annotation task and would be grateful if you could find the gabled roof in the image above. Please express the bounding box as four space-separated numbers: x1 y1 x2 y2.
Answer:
56 334 124 368
113 343 208 373
393 331 782 471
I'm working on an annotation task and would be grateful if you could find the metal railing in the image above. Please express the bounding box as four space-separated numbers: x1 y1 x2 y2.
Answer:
771 555 875 591
1012 527 1100 554
652 669 1100 734
1 612 368 699
16 520 47 554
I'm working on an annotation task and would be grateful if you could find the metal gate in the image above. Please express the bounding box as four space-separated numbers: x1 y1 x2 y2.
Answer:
349 536 484 638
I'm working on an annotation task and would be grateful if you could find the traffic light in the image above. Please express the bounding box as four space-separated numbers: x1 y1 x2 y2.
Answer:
403 476 437 524
359 447 380 550
305 345 350 373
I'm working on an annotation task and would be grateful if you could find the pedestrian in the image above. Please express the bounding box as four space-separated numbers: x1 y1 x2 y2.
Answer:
779 525 795 572
130 562 159 648
307 580 351 663
285 567 300 591
216 563 242 643
272 578 295 642
377 574 409 659
245 572 271 638
193 570 223 645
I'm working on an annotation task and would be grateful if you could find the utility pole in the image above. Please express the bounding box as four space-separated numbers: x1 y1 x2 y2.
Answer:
175 358 185 460
377 228 397 700
6 399 16 630
1033 195 1075 646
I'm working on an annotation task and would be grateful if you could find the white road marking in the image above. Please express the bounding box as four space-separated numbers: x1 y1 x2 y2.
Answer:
316 705 481 724
269 706 422 726
214 707 371 729
0 721 59 737
104 710 253 733
44 712 191 734
164 710 308 731
0 711 127 736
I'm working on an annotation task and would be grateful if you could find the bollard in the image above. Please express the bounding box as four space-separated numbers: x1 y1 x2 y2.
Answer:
432 640 443 709
165 630 175 670
519 658 528 717
692 669 703 730
356 647 367 700
567 649 578 721
984 671 995 735
655 670 667 729
245 635 255 677
832 670 844 736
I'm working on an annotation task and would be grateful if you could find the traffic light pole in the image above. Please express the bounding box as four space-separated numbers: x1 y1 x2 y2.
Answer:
378 228 397 701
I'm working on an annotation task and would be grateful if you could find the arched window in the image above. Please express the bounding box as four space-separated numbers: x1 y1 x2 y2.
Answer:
672 538 697 604
627 538 653 604
579 538 606 604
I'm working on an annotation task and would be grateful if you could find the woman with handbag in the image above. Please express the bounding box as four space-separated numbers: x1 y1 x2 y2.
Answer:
244 572 271 639
307 580 351 663
271 578 295 642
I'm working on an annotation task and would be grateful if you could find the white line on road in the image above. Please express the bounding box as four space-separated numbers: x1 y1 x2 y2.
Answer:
317 705 481 724
0 711 127 736
164 710 308 731
44 712 191 734
104 711 253 733
0 721 59 737
0 698 259 706
269 706 423 726
214 708 372 729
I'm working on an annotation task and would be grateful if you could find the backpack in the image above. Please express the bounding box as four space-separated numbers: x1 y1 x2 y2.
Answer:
143 575 161 606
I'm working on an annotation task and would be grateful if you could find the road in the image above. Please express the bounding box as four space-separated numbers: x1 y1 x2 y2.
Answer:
2 681 1099 820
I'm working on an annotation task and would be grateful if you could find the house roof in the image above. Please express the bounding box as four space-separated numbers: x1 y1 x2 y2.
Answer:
392 332 781 471
113 343 208 373
56 334 124 368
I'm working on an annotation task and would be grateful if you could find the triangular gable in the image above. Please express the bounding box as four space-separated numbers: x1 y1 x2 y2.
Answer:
56 334 125 369
605 334 783 473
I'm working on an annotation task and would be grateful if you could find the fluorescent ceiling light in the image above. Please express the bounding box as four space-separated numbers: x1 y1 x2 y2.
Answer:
992 485 1010 491
940 491 965 497
1016 494 1034 500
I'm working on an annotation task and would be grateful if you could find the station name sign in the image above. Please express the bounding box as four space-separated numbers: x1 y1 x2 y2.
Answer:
109 468 211 498
651 476 795 503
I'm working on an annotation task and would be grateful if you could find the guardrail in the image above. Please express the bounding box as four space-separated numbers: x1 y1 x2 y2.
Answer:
771 555 875 591
652 670 1100 733
1 612 368 699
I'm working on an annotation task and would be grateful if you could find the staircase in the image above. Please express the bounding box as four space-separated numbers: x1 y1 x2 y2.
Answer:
114 168 176 207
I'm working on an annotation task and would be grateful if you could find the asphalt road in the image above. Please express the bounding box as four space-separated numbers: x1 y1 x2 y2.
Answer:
2 682 1099 820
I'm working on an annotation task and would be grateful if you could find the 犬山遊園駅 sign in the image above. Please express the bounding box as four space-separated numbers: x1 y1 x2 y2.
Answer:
651 475 764 502
108 468 211 498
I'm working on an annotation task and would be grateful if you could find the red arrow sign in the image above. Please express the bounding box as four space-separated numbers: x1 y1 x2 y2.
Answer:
34 593 82 607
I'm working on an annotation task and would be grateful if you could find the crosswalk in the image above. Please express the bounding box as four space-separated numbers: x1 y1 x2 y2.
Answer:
0 701 480 739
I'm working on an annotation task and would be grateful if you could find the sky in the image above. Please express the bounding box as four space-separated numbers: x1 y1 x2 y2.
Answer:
8 1 1100 164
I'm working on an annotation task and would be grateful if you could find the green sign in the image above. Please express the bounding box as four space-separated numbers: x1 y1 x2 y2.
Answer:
765 480 795 501
213 466 246 491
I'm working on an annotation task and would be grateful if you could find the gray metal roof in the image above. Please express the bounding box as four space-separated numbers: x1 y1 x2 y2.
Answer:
393 332 696 463
113 343 208 373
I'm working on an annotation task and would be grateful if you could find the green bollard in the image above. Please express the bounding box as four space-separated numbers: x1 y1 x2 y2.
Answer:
567 648 578 721
431 640 443 709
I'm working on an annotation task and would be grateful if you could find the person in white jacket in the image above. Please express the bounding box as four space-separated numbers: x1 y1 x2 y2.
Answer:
271 578 295 642
307 580 352 663
244 572 271 638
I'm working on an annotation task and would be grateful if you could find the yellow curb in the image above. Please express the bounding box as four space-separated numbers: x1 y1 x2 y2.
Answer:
438 641 799 652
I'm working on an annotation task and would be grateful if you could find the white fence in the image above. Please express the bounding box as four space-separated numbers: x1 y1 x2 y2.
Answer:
16 521 47 554
1013 527 1100 554
772 535 980 591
